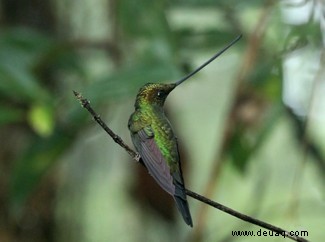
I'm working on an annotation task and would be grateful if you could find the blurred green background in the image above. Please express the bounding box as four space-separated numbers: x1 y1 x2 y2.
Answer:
0 0 324 241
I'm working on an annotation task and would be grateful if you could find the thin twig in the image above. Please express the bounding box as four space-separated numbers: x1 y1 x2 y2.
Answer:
73 91 309 242
72 91 141 162
185 190 308 242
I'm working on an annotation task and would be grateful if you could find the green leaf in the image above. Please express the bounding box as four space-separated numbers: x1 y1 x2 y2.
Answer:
27 103 55 137
0 65 49 102
0 28 52 103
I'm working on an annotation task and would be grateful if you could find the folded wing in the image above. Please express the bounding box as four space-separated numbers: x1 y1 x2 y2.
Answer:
131 128 175 195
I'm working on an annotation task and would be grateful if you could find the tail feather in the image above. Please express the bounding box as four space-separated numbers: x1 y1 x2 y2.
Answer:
173 181 193 227
172 162 192 227
174 195 193 227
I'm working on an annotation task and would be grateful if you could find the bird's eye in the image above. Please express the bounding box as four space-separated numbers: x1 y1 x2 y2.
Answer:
157 90 164 97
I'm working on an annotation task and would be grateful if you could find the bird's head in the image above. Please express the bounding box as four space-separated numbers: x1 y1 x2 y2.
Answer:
135 83 176 109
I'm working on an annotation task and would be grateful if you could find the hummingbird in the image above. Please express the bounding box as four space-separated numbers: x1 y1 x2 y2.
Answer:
128 35 242 226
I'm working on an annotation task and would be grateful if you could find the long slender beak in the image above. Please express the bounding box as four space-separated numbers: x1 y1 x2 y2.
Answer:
174 34 242 86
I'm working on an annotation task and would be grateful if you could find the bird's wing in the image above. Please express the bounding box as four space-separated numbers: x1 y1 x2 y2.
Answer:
170 143 193 226
131 128 175 196
131 125 193 226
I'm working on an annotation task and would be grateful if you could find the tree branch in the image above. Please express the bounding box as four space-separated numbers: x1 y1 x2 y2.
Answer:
73 91 309 242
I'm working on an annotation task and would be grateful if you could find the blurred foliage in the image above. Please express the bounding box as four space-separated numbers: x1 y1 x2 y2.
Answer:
0 0 324 242
0 27 82 215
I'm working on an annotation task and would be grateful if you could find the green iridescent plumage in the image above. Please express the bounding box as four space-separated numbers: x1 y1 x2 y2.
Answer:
128 83 192 226
129 83 178 168
128 35 242 227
